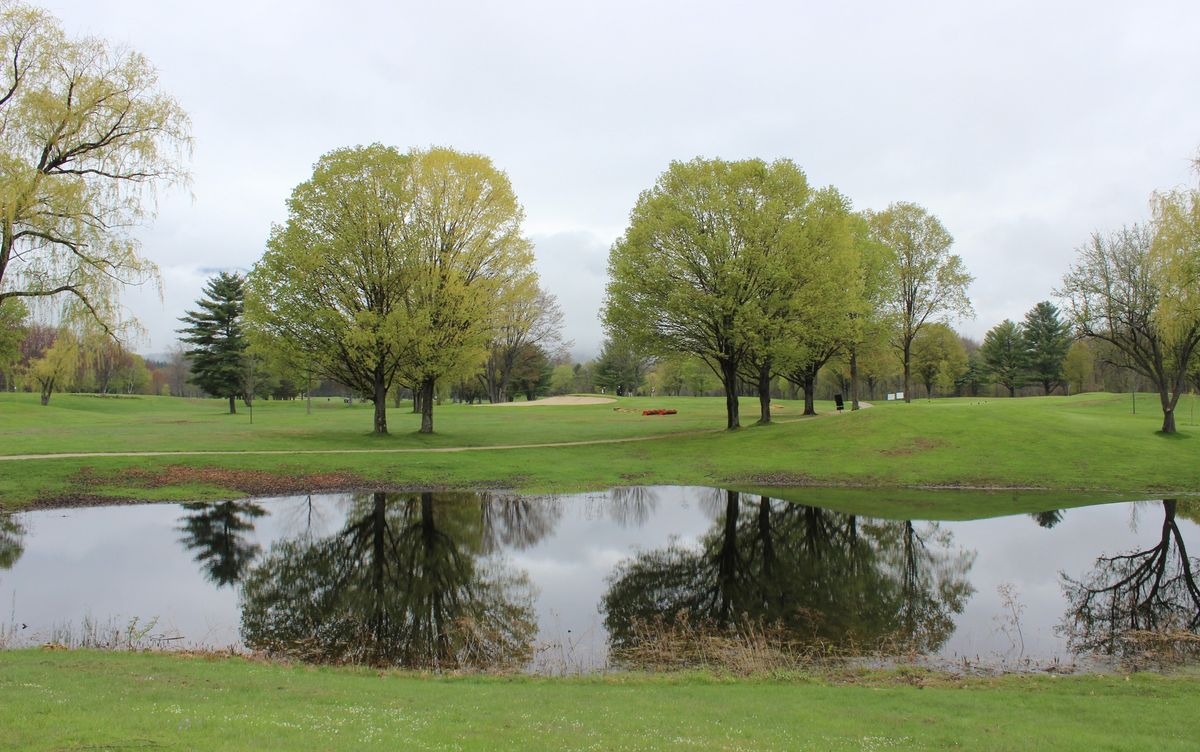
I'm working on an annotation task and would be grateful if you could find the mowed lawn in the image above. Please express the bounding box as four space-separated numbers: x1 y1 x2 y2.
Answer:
2 651 1197 752
1 391 1199 508
0 392 756 453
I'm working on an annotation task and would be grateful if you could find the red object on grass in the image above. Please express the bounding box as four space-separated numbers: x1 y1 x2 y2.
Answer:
641 409 678 416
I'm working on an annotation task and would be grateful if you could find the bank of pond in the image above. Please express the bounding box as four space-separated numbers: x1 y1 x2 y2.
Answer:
1 486 1197 674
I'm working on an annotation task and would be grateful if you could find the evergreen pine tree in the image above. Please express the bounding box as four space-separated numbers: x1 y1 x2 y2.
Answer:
1022 301 1071 395
981 319 1028 397
178 272 247 414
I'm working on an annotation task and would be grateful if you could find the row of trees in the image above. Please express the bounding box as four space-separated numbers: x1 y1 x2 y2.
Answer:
602 158 973 428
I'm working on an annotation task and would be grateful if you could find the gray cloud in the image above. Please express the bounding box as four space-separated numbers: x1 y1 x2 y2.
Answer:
37 0 1200 355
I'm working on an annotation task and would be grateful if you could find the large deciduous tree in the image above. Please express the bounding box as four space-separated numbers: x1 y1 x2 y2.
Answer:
178 272 247 414
604 158 848 429
393 147 534 433
247 145 414 434
1059 224 1200 433
0 2 190 332
868 202 973 403
1022 301 1071 395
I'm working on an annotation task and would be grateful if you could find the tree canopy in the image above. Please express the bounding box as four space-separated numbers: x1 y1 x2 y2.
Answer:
1059 224 1200 433
247 145 534 433
980 319 1027 397
178 272 247 414
603 158 852 429
868 202 973 403
247 144 421 434
0 1 190 333
1022 301 1071 395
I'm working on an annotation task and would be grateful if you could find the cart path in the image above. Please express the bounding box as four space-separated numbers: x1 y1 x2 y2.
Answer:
0 403 871 462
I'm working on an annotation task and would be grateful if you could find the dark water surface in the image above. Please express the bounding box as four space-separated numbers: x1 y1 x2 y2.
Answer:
2 488 1197 672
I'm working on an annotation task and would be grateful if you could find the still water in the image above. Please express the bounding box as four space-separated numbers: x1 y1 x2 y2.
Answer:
1 487 1197 672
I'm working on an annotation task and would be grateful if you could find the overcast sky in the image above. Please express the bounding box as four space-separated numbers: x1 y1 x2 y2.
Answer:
37 0 1200 359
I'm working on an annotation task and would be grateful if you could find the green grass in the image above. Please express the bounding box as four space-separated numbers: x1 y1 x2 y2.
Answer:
0 392 742 453
1 650 1196 751
2 391 1199 511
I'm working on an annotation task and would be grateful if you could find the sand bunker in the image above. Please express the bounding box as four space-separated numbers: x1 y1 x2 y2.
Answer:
483 395 616 407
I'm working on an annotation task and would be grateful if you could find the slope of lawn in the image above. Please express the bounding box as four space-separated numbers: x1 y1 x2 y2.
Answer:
1 651 1197 752
2 391 1199 510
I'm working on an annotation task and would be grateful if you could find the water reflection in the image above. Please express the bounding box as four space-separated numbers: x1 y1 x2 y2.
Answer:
602 491 975 659
177 501 266 586
239 492 539 669
0 514 23 570
1030 510 1065 529
1062 500 1200 658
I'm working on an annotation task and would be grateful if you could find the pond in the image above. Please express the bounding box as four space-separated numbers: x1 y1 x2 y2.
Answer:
1 487 1198 673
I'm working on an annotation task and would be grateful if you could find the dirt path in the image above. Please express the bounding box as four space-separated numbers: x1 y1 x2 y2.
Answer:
0 403 871 462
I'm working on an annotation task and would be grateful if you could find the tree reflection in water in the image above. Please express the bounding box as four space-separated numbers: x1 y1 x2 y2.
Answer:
176 500 266 586
602 491 975 660
1061 500 1200 658
0 514 23 570
240 491 548 669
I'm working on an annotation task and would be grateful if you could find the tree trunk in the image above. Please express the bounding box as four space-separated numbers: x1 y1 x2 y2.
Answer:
1160 388 1178 434
228 394 236 415
720 359 740 429
803 369 816 416
902 339 912 403
372 368 388 434
419 378 435 434
850 348 860 411
756 360 772 424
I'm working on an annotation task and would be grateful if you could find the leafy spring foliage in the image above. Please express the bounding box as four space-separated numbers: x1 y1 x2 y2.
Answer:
1059 224 1200 432
247 145 534 433
867 202 973 401
604 158 854 427
0 1 190 333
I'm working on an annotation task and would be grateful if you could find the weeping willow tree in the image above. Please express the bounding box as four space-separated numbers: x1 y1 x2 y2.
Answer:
0 2 190 333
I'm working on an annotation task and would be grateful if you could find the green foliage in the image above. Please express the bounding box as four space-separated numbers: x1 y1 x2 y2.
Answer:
593 338 652 396
27 329 77 405
910 323 967 398
980 319 1027 397
1060 224 1200 432
247 144 415 433
178 272 247 413
0 1 190 332
867 202 973 401
604 158 853 427
1023 301 1071 394
391 147 534 430
248 145 534 434
0 298 28 388
507 345 554 401
1062 340 1095 395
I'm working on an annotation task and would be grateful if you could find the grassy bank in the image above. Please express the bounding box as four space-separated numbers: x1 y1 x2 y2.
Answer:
1 650 1196 751
2 391 1199 510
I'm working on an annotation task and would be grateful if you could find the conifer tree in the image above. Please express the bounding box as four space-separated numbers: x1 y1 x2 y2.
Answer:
179 272 247 414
